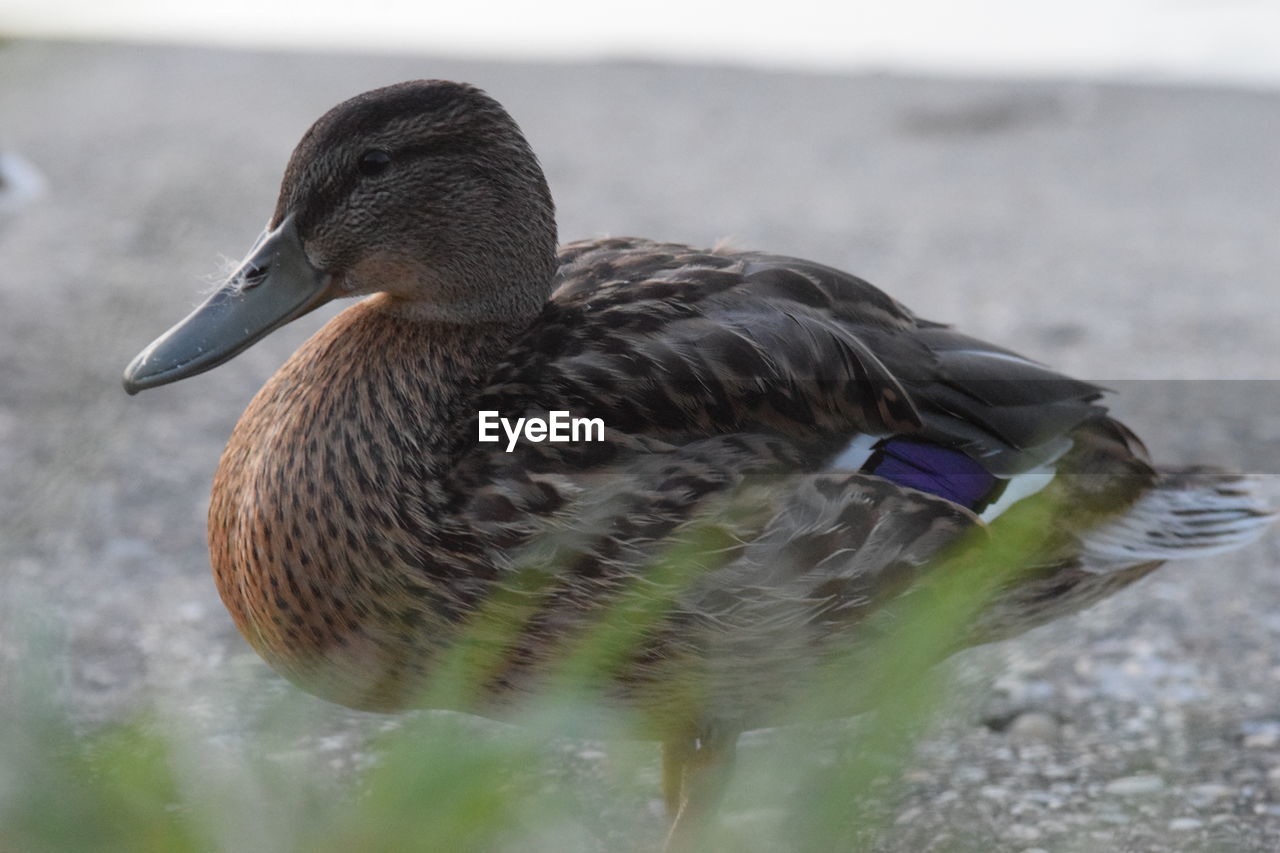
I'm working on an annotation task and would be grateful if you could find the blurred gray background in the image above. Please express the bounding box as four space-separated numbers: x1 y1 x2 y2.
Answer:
2 35 1278 852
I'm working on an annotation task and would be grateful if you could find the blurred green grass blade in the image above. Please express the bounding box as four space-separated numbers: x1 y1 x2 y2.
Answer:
0 489 1072 853
0 715 207 853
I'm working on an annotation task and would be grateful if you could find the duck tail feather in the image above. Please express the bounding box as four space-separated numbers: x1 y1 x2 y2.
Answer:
1080 467 1277 570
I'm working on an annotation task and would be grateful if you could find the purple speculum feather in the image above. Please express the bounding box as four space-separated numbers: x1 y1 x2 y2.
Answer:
865 438 1000 510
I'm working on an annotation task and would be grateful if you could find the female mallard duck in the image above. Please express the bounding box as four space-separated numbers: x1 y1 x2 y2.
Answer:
124 80 1273 842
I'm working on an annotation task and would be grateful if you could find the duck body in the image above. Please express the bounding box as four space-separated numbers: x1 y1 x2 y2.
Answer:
207 233 1250 730
124 80 1274 829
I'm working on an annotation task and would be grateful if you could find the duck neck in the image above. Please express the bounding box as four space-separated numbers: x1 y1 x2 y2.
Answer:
345 294 530 474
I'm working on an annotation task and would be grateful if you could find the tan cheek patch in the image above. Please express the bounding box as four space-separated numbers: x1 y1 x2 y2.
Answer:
345 253 435 297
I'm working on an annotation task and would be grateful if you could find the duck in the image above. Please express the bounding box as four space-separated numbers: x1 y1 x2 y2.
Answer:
123 80 1275 846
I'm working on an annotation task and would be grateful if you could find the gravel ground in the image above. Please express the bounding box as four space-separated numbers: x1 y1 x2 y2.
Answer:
1 39 1278 852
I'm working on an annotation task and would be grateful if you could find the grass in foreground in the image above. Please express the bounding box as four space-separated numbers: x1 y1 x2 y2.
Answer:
2 500 1065 852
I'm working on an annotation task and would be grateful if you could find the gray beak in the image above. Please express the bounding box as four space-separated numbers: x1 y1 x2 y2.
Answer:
123 214 333 394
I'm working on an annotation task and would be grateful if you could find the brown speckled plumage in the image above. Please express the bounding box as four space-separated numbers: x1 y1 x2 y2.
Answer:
125 80 1274 843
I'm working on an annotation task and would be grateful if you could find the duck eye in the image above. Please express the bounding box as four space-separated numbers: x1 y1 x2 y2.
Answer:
357 149 392 177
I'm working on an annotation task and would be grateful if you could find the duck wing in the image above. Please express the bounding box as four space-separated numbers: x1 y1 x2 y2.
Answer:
480 238 1108 479
461 238 1143 600
451 239 1274 728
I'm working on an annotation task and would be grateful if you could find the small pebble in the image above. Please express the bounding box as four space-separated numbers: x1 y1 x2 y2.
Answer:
1243 731 1279 749
1096 812 1132 825
1187 783 1233 806
1241 720 1280 749
1009 712 1059 740
1022 790 1063 808
1004 824 1041 842
894 806 923 826
1104 774 1165 796
177 601 206 621
1168 817 1204 831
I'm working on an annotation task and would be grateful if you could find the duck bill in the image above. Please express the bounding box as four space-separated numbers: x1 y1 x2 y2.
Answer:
123 214 333 394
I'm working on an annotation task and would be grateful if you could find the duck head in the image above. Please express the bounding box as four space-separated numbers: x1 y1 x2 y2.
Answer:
123 80 558 394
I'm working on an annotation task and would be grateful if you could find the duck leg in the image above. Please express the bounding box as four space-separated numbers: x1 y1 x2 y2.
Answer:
661 739 693 817
661 729 739 852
